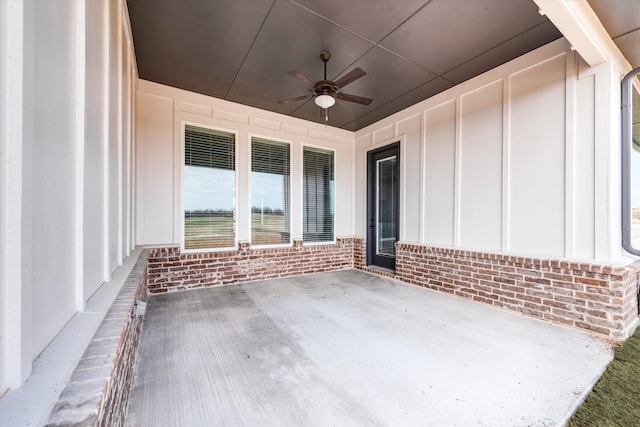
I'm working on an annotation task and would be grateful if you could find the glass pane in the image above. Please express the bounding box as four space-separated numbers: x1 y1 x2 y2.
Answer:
377 155 397 257
303 147 334 242
251 139 290 245
631 86 640 249
184 126 235 250
184 166 235 249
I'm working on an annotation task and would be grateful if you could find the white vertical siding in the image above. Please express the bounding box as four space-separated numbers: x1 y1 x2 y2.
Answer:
27 0 81 359
574 72 596 259
459 81 503 251
353 133 373 237
397 114 422 242
0 0 29 392
423 100 456 246
508 55 566 256
136 93 174 245
0 0 137 392
83 0 108 298
108 0 122 272
355 39 625 263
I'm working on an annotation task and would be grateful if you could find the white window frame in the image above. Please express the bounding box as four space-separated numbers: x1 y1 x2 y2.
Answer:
249 134 293 248
181 121 239 253
301 144 336 245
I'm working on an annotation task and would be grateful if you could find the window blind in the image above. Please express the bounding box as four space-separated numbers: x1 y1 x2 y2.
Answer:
185 126 235 170
303 147 334 242
251 138 290 245
184 125 235 250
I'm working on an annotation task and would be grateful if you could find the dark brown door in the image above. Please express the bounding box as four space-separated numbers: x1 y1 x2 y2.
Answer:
367 143 399 270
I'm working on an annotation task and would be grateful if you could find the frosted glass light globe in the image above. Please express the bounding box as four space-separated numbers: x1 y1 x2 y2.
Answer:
315 94 335 109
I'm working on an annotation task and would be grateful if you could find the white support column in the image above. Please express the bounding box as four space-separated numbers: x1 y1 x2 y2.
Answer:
124 43 131 258
74 0 86 310
604 61 624 262
130 69 137 252
592 61 620 262
102 0 110 281
116 0 124 265
0 0 30 391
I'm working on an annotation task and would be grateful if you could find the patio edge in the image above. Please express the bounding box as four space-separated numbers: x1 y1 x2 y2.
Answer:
45 250 149 427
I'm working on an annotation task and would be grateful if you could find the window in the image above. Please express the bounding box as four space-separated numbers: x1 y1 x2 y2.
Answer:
184 125 235 250
251 138 290 245
629 85 640 251
303 147 334 242
622 69 640 256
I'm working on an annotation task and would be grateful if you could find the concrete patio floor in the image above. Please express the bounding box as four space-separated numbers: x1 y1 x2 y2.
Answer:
126 269 612 426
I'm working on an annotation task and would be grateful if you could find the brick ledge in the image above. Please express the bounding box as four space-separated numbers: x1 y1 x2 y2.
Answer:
45 250 149 427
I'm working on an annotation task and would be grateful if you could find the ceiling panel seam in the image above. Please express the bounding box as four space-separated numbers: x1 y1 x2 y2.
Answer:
287 0 379 84
292 0 442 79
369 0 440 77
288 0 377 47
225 0 277 99
440 20 561 77
613 28 640 40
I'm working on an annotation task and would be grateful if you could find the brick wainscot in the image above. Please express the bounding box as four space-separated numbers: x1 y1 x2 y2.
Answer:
396 243 640 341
147 238 364 293
147 240 640 341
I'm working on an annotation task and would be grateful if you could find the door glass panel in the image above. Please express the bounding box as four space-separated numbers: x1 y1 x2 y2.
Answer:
377 155 397 257
631 86 640 249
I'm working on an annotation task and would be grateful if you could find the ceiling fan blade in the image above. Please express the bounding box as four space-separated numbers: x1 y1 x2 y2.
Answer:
334 67 366 89
335 92 373 106
277 94 313 105
287 70 315 87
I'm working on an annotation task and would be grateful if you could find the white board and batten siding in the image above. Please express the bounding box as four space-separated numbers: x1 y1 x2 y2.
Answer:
135 81 355 247
355 39 620 264
137 37 627 263
0 0 137 392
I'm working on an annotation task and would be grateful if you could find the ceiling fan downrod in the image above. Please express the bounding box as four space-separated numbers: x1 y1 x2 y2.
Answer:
321 51 330 81
320 51 332 126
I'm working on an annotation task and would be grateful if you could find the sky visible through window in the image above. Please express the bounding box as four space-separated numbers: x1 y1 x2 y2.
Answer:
184 167 286 212
185 166 235 211
252 172 286 211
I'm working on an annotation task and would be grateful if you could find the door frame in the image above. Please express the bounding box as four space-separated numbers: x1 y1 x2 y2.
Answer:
366 141 400 270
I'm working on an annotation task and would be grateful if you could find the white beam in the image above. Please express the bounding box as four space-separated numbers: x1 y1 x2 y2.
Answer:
534 0 628 69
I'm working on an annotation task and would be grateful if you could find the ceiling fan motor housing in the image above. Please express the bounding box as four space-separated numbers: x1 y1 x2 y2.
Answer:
315 80 338 95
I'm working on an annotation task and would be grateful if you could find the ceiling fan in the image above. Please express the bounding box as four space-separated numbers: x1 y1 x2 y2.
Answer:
278 51 373 121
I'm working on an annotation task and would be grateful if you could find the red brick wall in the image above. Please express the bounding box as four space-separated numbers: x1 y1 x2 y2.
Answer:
146 239 639 340
99 256 148 426
147 238 361 293
396 243 640 340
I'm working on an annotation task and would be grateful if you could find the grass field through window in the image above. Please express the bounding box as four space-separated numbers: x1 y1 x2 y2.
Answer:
185 212 290 249
185 214 234 249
